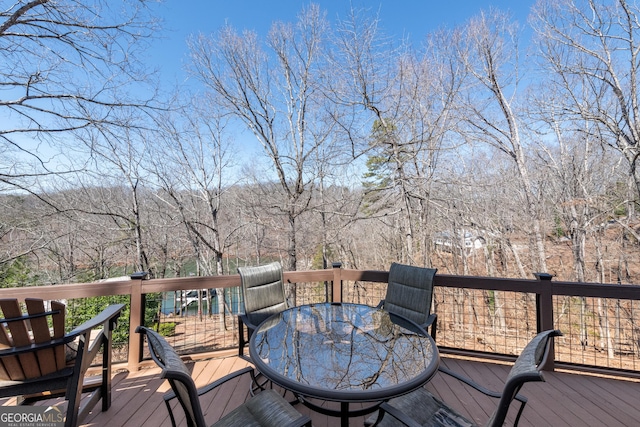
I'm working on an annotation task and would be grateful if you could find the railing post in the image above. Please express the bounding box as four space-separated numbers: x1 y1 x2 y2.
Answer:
534 272 555 370
332 262 343 303
128 271 147 371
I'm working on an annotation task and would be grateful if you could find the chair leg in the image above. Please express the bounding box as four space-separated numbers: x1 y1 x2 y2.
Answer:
243 327 271 396
61 334 92 427
431 314 438 341
249 370 300 405
102 335 112 411
238 317 246 357
164 397 179 427
250 371 271 396
241 327 295 402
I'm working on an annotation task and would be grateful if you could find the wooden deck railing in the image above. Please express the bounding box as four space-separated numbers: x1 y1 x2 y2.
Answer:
2 263 639 378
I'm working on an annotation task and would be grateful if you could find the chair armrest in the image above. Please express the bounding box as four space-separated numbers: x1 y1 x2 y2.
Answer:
0 304 124 357
419 313 437 340
70 304 125 376
238 313 261 333
438 366 527 404
164 366 257 402
0 335 78 357
419 313 436 329
375 402 423 427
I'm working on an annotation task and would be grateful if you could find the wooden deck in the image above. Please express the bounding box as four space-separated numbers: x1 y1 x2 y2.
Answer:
7 355 640 426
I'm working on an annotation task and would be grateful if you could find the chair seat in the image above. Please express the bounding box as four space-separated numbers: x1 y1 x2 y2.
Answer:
366 387 474 427
213 389 305 427
0 367 74 396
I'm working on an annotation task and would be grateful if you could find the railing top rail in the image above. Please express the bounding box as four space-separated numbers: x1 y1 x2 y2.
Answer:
549 280 640 299
434 274 640 299
0 269 339 302
1 268 640 303
0 280 135 300
140 274 241 293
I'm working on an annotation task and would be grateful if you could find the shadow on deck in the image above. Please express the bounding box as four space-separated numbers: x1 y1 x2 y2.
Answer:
5 355 639 426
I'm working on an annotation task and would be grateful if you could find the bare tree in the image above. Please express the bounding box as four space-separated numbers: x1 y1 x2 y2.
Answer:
531 87 625 351
55 121 154 276
187 4 338 271
531 0 640 206
149 95 235 319
533 108 620 281
451 9 549 272
333 8 458 266
151 98 234 277
0 0 160 192
0 194 47 267
0 0 161 273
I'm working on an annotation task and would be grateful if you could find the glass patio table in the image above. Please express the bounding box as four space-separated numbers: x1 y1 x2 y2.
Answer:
249 302 439 427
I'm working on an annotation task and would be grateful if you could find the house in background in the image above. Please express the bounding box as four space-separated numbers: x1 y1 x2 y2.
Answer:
434 231 486 254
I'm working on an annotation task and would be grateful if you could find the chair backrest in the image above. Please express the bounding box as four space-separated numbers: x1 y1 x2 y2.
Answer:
137 326 207 427
384 263 437 326
487 329 563 427
0 298 67 380
239 261 288 327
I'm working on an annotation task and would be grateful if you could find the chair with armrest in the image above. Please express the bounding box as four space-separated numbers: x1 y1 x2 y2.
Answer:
136 326 311 427
377 262 438 340
366 329 563 427
0 298 124 427
237 262 288 357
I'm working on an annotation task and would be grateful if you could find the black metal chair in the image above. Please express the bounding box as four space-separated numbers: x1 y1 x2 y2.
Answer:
377 262 438 340
0 298 124 427
365 329 563 427
237 262 288 357
136 326 311 427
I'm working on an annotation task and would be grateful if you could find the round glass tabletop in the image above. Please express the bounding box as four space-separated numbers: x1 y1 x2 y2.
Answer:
249 302 439 403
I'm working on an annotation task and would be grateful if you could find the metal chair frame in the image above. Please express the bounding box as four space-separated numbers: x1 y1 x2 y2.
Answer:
137 326 311 427
367 329 563 427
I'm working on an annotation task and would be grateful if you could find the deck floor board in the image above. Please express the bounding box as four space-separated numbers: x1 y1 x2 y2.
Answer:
3 355 639 426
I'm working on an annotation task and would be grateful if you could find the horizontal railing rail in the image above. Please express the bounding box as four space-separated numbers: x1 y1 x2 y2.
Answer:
0 263 638 378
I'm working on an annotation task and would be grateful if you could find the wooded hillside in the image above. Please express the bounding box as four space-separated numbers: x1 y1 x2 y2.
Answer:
2 1 640 287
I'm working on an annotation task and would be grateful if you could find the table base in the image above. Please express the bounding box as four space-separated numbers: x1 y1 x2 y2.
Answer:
296 395 381 427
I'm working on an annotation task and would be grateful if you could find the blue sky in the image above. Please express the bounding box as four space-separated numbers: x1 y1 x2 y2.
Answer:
148 0 536 84
144 1 537 173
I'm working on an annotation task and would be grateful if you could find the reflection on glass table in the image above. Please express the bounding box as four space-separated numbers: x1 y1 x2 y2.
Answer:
249 302 439 427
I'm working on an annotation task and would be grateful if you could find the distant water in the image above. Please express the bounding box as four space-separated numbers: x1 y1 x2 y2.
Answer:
160 289 242 315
